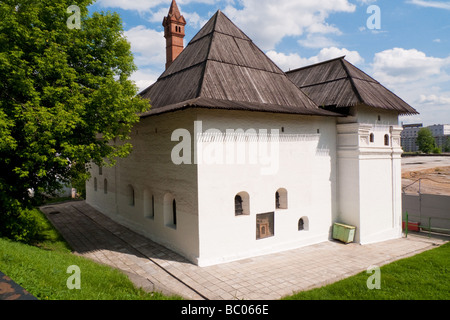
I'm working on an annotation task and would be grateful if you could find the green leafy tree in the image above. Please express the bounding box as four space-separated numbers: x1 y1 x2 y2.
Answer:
416 128 436 154
0 0 150 240
444 136 450 153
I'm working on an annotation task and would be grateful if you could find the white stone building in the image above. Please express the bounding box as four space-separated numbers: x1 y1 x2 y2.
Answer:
86 2 418 267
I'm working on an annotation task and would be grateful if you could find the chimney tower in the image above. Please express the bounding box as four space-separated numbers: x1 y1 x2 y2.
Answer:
163 0 186 70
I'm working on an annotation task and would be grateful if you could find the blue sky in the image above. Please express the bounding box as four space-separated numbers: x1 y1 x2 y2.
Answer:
88 0 450 126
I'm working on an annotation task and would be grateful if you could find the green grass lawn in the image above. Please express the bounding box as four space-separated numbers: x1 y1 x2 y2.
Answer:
1 206 448 301
0 208 181 300
283 241 450 300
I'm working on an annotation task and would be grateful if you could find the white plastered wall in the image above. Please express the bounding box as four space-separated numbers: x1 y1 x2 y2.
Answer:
194 109 338 266
86 109 200 263
336 106 403 244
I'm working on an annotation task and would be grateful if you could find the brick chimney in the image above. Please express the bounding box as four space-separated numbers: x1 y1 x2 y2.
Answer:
163 0 186 70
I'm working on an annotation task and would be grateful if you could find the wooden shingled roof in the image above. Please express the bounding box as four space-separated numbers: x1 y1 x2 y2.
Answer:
139 10 339 118
286 57 419 115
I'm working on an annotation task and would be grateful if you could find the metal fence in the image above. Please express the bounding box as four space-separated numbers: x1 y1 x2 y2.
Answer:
402 178 450 236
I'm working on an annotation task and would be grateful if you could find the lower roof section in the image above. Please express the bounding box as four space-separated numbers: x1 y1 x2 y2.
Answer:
139 97 343 119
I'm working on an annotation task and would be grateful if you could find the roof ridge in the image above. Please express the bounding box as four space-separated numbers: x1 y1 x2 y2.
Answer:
340 59 380 85
140 9 328 114
286 56 346 74
340 58 363 104
188 29 251 47
196 15 219 97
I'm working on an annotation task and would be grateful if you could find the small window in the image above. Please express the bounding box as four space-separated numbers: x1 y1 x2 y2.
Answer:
127 185 135 206
144 190 154 219
235 192 250 216
298 218 304 231
152 195 155 217
370 133 374 143
275 188 288 210
235 195 243 215
99 166 103 175
164 193 177 228
173 199 177 226
275 192 280 209
94 178 97 191
104 179 108 194
298 217 309 231
384 134 390 146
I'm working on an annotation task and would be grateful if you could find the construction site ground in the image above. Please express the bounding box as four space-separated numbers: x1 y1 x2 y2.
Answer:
402 155 450 196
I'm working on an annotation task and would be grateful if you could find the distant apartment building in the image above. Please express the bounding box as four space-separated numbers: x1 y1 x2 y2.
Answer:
401 123 450 152
401 124 423 152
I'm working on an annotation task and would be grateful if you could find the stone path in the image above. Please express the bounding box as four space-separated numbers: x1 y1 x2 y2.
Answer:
40 201 447 300
0 271 38 300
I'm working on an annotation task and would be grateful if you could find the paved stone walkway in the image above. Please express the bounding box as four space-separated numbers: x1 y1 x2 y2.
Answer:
40 201 447 300
0 271 38 300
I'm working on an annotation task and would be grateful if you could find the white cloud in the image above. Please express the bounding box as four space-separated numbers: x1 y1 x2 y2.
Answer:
96 0 166 12
96 0 220 12
146 6 208 28
419 94 450 104
223 0 355 50
370 48 450 126
267 47 364 71
124 25 166 68
298 34 339 49
266 51 310 71
131 68 161 92
356 0 377 4
315 47 364 65
372 48 450 84
407 0 450 10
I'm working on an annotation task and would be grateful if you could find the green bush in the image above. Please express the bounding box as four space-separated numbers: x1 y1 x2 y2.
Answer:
0 206 40 243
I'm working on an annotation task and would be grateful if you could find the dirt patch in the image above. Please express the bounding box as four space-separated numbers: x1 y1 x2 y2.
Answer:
402 166 450 196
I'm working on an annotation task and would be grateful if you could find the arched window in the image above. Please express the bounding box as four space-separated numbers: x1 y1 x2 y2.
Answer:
298 218 304 231
152 195 155 217
234 192 250 216
94 178 97 192
384 134 390 146
298 217 309 231
164 193 177 228
99 166 103 175
143 190 154 219
275 192 280 209
370 133 374 143
104 179 108 194
235 195 243 215
173 199 177 226
275 188 288 209
127 185 135 206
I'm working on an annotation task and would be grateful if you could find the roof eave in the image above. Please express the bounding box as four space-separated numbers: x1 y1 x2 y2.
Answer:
139 98 344 119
